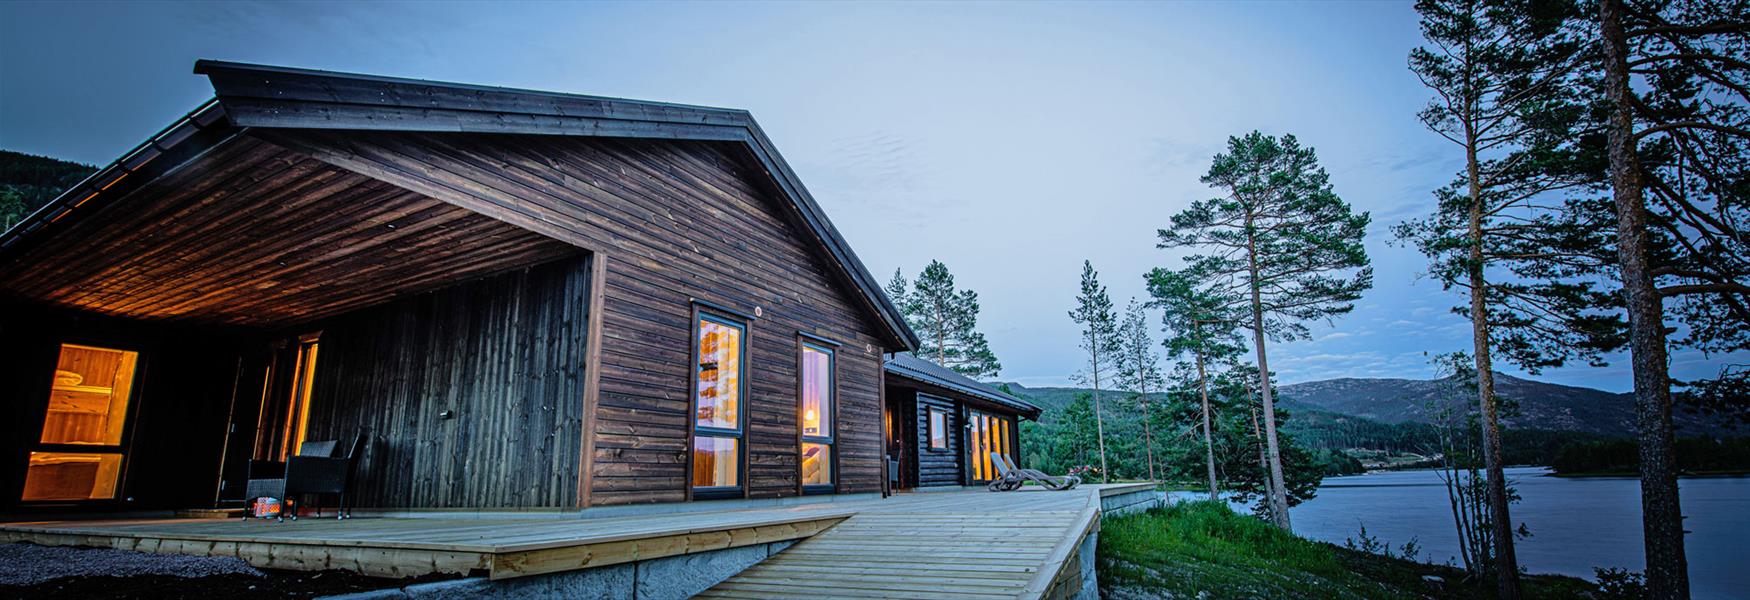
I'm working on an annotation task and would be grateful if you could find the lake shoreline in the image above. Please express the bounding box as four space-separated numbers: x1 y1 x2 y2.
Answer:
1548 469 1750 478
1290 466 1745 599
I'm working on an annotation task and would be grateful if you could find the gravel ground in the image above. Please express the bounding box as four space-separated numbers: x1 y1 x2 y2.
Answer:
0 543 262 586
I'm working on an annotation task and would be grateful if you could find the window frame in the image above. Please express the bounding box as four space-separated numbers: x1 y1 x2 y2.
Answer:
927 407 949 452
965 408 1015 483
688 308 750 500
21 340 147 505
797 338 837 494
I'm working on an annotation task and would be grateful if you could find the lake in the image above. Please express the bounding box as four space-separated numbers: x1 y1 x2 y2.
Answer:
1287 466 1748 599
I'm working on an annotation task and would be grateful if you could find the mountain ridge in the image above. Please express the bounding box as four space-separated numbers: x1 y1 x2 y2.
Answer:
999 373 1729 437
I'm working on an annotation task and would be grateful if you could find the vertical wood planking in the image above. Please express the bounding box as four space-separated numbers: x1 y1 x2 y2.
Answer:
304 255 591 508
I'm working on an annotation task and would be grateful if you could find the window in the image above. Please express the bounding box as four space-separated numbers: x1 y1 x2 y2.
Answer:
928 407 948 451
692 312 746 494
799 342 834 489
968 409 1015 482
22 344 139 501
256 335 320 462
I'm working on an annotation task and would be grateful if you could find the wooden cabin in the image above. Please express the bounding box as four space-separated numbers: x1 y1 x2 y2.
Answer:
883 353 1040 491
0 61 942 513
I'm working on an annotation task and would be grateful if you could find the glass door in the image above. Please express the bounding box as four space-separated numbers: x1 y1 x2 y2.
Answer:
21 343 141 502
966 409 1014 483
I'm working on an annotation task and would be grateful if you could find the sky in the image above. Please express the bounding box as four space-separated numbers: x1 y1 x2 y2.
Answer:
1 1 1737 393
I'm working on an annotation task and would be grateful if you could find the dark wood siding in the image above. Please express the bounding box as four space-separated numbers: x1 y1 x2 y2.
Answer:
301 256 591 509
915 393 962 488
268 131 893 506
0 139 576 328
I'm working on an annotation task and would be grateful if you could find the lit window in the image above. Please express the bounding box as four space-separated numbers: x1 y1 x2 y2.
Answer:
928 408 948 450
968 409 1014 482
802 442 831 487
23 344 139 501
800 342 834 489
692 436 739 489
693 313 745 492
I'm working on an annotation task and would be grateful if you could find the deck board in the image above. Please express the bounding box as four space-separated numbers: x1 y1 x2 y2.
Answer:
0 483 1154 597
695 484 1149 599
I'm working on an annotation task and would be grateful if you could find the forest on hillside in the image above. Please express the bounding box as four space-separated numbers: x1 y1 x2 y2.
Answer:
0 150 97 231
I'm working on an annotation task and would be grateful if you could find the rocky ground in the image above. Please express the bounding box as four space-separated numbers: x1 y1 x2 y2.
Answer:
0 543 453 599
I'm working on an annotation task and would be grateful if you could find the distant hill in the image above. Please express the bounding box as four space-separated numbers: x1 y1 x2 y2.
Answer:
1 150 97 231
1004 374 1733 438
1276 374 1637 435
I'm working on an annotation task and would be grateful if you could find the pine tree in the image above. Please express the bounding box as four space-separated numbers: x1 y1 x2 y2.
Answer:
885 268 910 310
1399 1 1620 594
1115 299 1165 482
1069 261 1120 483
1594 1 1749 595
1158 132 1373 531
1147 267 1246 500
892 261 1003 379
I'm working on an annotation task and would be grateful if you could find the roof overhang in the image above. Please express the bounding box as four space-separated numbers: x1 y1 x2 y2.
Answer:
884 357 1041 419
0 61 918 349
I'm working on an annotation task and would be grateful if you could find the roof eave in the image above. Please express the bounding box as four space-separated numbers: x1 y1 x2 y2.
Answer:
884 363 1041 418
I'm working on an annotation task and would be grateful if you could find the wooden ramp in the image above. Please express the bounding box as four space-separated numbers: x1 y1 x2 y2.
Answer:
696 484 1146 600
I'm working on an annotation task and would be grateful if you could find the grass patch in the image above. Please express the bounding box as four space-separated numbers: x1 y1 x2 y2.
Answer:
1097 501 1598 599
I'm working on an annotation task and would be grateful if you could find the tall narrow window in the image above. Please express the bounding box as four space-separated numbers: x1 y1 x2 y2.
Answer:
257 336 321 462
693 312 745 496
22 344 139 501
285 338 320 459
928 408 948 450
799 342 834 490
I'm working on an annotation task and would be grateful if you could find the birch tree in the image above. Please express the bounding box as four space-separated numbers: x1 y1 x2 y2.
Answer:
1158 132 1373 531
1069 261 1120 483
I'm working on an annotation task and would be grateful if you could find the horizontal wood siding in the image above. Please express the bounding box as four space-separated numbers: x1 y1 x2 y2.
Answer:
302 256 591 508
269 130 891 506
915 393 962 488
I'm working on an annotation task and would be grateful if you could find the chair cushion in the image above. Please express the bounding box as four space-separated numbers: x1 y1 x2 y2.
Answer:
299 440 338 458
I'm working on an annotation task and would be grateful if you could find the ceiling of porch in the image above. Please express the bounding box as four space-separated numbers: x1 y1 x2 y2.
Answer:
0 134 579 327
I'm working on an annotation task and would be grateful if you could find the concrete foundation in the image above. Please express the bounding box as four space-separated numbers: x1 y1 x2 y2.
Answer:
321 540 797 600
1099 487 1166 517
1074 529 1100 600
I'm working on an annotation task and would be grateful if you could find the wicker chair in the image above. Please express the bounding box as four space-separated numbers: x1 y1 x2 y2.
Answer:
244 435 366 521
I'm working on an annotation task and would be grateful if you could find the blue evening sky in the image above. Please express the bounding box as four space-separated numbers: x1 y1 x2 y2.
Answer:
1 1 1733 392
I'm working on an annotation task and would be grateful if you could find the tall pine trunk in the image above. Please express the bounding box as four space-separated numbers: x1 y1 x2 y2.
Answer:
1600 1 1689 596
1246 223 1293 530
1196 327 1219 500
1140 366 1158 482
1465 115 1523 599
1248 393 1273 508
1092 338 1111 484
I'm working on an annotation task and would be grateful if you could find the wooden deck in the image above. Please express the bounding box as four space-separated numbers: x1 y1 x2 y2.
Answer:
697 484 1143 599
0 483 1154 598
